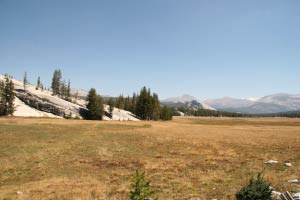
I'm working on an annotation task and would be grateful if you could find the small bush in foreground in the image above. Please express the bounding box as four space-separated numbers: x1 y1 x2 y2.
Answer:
129 170 155 200
236 173 272 200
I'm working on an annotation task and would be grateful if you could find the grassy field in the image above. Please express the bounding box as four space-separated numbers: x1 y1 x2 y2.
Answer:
0 117 300 200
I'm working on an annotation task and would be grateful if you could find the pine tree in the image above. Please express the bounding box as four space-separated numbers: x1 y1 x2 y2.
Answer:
160 106 172 121
236 173 272 200
7 79 15 115
130 93 137 113
129 170 155 200
124 96 130 111
96 95 104 120
147 89 153 120
0 76 15 116
136 87 148 120
23 72 28 91
152 93 160 120
86 88 103 120
107 97 115 118
66 80 71 101
51 69 62 95
36 76 40 90
116 95 125 109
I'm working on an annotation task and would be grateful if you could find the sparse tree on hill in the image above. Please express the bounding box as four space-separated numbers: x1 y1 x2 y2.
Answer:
51 69 62 95
36 76 40 90
86 88 104 120
23 72 28 91
66 80 71 100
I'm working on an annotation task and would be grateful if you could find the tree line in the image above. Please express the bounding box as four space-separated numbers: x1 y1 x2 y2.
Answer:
102 86 172 121
0 75 15 116
175 107 253 117
86 86 172 121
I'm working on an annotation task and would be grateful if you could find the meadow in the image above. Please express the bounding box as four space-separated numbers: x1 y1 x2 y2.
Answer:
0 117 300 200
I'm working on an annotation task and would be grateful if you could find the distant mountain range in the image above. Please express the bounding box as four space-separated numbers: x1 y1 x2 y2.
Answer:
204 93 300 114
161 95 216 110
162 93 300 114
204 97 254 109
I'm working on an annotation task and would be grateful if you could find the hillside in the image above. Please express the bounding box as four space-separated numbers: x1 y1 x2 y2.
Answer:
0 75 139 121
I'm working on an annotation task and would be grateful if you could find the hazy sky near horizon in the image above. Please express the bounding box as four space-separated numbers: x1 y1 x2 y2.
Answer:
1 0 300 99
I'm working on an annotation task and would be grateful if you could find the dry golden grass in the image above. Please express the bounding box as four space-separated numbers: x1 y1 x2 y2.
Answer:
0 117 300 200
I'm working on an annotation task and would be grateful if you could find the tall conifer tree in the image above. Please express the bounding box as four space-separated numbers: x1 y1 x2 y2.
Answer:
136 87 149 120
86 88 103 120
152 93 160 120
7 79 15 115
36 76 40 90
66 80 71 100
116 95 125 109
23 72 28 91
51 69 62 95
0 76 15 116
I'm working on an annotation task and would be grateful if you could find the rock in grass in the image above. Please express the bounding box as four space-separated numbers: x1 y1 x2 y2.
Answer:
288 179 299 183
293 193 300 200
272 191 282 198
285 163 292 167
264 160 279 164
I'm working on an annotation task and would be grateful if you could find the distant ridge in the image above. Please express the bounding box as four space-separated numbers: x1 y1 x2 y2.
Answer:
162 94 216 110
204 93 300 114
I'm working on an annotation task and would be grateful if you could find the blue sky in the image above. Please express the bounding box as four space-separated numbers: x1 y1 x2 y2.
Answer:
0 0 299 99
